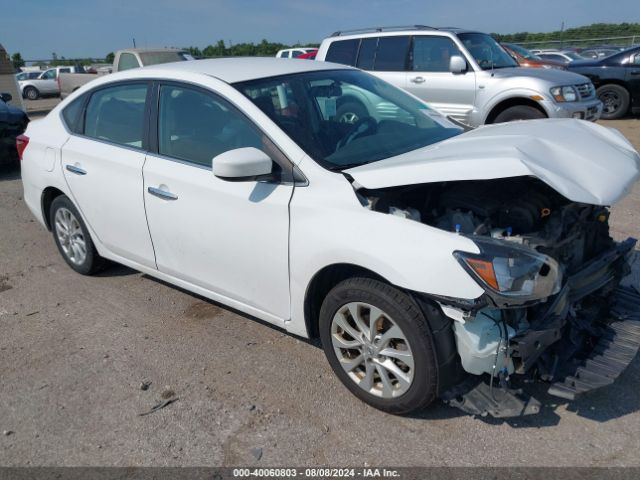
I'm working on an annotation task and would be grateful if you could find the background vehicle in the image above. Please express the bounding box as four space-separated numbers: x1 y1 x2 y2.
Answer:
537 50 584 64
16 71 41 81
275 47 318 58
568 46 640 119
298 50 318 60
502 43 565 69
19 66 81 100
316 26 602 126
0 93 28 166
579 46 626 59
19 58 640 417
58 48 194 99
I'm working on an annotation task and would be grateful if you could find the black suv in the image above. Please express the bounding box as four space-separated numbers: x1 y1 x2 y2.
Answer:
568 46 640 119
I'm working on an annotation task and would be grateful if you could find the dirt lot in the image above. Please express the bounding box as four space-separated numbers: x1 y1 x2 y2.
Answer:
1 117 639 467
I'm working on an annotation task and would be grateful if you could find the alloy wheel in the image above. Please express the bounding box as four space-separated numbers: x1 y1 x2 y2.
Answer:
54 207 87 266
331 302 414 398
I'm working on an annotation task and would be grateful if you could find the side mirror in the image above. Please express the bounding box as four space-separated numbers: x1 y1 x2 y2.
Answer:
213 147 273 181
449 55 467 74
0 93 12 103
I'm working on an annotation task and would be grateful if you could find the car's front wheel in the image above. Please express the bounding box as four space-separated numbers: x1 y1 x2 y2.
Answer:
493 105 546 123
50 195 105 275
597 84 630 120
23 86 39 100
319 277 438 414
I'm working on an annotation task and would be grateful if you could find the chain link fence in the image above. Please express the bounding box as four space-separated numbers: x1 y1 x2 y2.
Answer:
515 35 639 50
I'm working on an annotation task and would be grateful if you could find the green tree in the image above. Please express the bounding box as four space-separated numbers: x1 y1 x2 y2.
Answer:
11 52 25 70
105 52 115 63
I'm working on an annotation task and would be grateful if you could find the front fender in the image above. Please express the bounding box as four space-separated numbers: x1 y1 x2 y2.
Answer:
480 87 553 124
286 163 484 337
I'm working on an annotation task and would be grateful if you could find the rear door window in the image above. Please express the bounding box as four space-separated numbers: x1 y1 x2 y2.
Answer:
61 94 86 134
356 38 377 70
84 84 148 148
373 36 410 71
325 39 359 66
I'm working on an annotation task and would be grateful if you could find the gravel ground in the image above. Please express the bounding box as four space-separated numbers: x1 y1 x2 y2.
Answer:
0 117 639 467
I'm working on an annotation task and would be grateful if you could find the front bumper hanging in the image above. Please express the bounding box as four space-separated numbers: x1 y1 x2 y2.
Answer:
443 239 640 418
548 286 640 400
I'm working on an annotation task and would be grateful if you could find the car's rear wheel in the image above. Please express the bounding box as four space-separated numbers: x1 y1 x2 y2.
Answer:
23 86 39 100
597 84 630 120
319 277 438 414
50 195 105 275
493 105 546 123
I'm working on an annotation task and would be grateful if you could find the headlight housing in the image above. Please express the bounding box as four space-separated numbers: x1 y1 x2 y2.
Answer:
550 85 578 102
454 237 562 305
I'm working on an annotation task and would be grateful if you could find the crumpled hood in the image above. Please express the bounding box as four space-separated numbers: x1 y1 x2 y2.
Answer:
346 119 640 206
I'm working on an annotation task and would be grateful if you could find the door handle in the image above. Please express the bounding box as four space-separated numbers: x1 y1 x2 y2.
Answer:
147 186 178 201
410 76 426 84
65 164 87 175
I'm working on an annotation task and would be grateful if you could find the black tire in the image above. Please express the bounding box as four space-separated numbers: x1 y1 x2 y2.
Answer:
597 84 630 120
319 277 438 414
493 105 546 123
49 195 105 275
23 86 39 100
336 101 368 125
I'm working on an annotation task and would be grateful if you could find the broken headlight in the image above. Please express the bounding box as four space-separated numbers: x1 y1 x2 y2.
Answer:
454 237 562 304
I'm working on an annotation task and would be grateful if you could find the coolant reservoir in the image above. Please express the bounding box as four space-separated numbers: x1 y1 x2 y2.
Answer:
453 308 515 376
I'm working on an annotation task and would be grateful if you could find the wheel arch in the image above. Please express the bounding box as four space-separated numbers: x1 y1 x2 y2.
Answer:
485 97 548 124
303 263 389 339
41 186 66 231
595 79 631 91
304 262 466 395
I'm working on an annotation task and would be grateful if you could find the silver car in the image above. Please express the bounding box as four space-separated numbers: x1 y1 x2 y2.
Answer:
19 66 79 100
317 26 602 126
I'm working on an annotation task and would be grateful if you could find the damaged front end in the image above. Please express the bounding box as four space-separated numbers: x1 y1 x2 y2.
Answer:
358 176 640 418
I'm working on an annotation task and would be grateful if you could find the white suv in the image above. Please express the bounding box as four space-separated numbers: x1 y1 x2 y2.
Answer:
317 26 602 126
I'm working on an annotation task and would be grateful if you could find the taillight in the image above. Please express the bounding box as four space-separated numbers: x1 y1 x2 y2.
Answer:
16 134 29 161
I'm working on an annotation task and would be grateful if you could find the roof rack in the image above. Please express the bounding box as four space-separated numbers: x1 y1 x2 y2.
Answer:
330 25 437 37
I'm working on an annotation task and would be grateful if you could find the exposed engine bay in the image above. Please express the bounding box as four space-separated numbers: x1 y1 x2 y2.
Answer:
355 176 640 417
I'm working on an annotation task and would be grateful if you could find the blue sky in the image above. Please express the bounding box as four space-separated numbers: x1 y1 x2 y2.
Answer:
2 0 639 59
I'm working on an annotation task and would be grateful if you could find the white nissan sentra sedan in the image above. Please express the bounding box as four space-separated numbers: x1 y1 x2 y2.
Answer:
19 58 640 417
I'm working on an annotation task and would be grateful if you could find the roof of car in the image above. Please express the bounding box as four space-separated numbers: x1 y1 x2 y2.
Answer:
146 57 352 83
119 48 186 54
326 26 480 40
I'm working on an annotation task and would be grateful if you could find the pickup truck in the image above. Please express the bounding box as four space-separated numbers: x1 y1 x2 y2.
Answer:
58 48 193 99
19 66 82 100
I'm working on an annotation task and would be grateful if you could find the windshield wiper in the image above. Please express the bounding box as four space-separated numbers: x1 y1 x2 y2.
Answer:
328 161 377 171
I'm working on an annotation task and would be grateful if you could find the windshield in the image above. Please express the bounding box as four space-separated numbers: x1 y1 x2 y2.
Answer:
459 33 518 70
138 51 192 66
234 69 463 171
505 43 541 60
564 51 582 60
